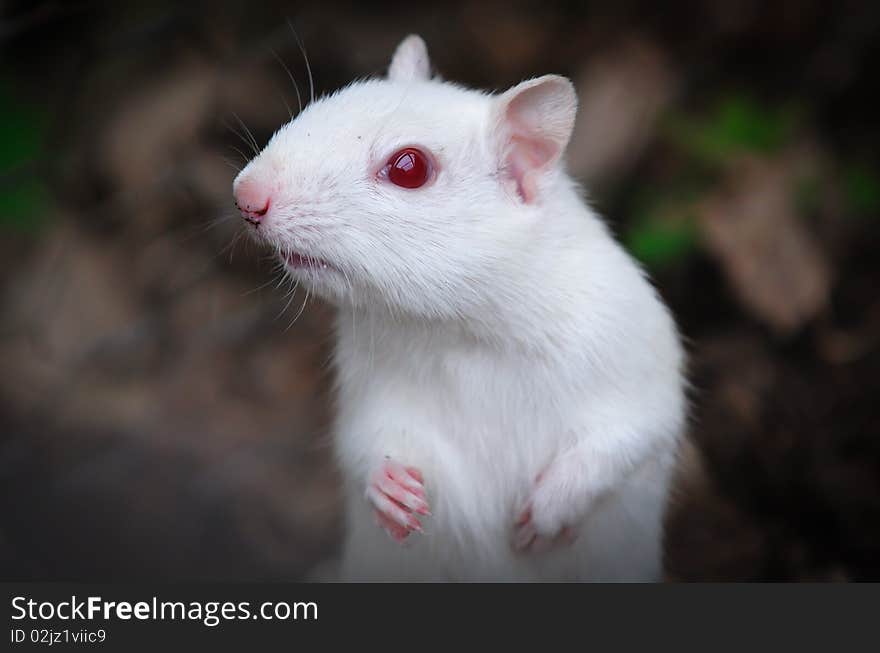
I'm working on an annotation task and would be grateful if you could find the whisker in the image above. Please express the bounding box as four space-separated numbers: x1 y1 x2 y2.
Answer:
270 46 303 115
243 273 283 297
223 117 259 157
273 246 294 290
222 229 248 262
228 143 252 166
274 268 291 290
183 213 236 241
275 87 293 120
285 288 310 331
287 19 314 104
221 156 242 173
231 111 260 156
277 280 301 321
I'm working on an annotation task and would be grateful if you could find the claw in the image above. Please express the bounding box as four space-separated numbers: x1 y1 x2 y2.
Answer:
367 459 430 543
512 506 577 555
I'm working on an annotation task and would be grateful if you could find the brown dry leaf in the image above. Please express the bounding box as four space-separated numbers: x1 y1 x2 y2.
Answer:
567 39 678 186
699 152 832 334
102 59 220 192
0 222 143 416
2 223 141 365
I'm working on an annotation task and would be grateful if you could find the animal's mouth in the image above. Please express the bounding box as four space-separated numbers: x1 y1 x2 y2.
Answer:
283 251 333 272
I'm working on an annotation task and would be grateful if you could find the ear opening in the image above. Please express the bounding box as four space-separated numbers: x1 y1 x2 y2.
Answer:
493 75 577 203
388 34 431 82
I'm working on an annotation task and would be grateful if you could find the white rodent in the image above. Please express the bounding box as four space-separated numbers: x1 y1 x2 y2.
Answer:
232 34 687 581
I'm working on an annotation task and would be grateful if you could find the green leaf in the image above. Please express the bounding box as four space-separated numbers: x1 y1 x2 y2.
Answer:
668 94 798 166
626 213 698 269
843 164 880 216
0 80 51 231
0 178 51 230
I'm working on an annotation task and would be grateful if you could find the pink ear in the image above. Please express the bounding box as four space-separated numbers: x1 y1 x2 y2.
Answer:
493 75 577 203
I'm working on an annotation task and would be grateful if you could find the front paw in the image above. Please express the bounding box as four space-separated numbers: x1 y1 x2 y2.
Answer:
366 458 430 543
512 461 590 554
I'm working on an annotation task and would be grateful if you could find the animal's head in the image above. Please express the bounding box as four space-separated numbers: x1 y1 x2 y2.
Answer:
233 35 577 318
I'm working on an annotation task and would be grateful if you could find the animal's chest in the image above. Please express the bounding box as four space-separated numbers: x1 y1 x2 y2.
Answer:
386 346 573 471
339 326 580 478
340 332 583 557
408 344 559 422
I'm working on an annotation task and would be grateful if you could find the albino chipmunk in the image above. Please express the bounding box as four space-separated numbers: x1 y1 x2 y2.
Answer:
233 35 687 581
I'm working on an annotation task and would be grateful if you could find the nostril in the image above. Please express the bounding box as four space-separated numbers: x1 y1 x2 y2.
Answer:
252 201 269 217
237 198 270 225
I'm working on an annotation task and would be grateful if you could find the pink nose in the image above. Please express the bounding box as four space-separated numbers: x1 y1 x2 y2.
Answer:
234 180 270 226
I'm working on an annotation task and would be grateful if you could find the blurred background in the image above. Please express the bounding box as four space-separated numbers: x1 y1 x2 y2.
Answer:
1 0 879 581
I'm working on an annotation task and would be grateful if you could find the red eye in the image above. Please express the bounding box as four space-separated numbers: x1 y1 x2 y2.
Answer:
386 148 431 188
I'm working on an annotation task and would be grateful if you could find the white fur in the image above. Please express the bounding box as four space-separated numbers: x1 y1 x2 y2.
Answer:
234 35 687 581
388 35 431 83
